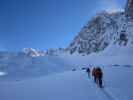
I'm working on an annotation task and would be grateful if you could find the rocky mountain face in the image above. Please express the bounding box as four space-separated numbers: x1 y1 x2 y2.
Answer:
67 12 119 55
125 0 133 19
46 48 67 56
67 0 133 55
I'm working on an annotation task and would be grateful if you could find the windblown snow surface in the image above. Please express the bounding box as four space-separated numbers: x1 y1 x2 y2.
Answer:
0 42 133 100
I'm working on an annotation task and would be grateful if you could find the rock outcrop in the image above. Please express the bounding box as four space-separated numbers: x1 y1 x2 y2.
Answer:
125 0 133 19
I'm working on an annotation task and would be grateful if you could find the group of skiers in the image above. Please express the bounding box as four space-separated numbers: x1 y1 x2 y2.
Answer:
86 67 103 88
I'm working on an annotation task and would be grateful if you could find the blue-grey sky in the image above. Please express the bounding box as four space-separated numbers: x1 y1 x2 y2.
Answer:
0 0 126 51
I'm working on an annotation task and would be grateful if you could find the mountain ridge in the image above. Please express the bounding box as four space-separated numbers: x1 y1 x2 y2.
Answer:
67 0 133 55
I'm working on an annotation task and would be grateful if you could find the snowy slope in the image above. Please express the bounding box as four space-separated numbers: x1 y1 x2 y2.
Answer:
0 66 133 100
0 55 72 80
1 41 133 81
100 42 133 56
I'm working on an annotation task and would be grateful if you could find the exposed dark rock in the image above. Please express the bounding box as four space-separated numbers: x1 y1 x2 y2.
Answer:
125 0 133 19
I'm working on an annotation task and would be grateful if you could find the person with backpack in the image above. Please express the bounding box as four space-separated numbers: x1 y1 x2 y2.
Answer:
94 67 103 88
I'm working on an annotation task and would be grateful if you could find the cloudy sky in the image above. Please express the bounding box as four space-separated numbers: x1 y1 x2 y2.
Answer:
0 0 126 51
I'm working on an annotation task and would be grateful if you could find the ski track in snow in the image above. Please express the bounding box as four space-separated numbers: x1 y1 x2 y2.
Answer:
86 72 119 100
101 88 118 100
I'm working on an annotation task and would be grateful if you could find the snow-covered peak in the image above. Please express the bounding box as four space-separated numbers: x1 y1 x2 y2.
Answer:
22 48 45 57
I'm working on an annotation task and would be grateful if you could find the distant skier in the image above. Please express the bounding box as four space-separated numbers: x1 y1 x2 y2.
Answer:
86 67 90 78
